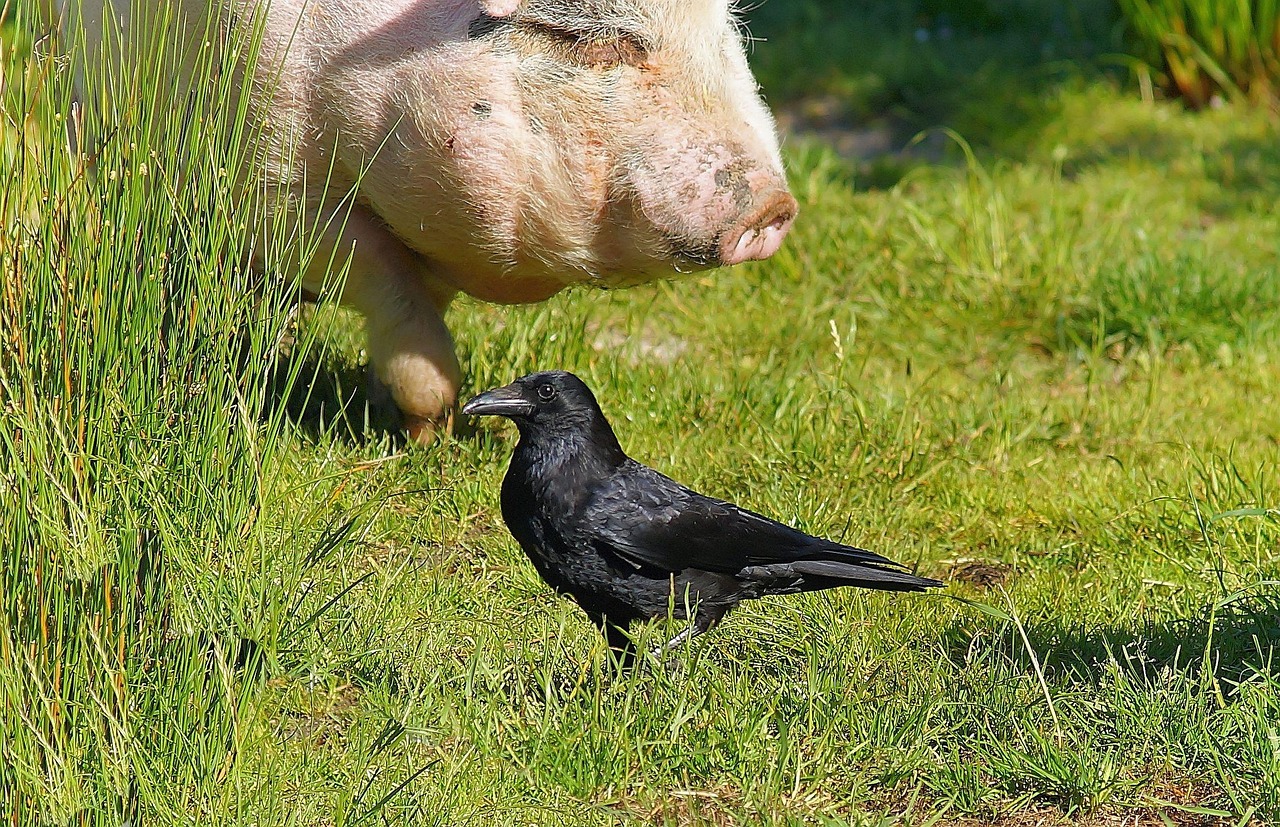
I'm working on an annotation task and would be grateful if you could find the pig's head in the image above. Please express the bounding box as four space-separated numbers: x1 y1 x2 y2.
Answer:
366 0 797 303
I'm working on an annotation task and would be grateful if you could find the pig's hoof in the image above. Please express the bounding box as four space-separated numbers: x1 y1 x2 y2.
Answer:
403 409 455 446
364 367 458 445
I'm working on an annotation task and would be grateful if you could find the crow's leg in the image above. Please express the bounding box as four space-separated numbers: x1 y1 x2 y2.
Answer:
650 605 729 659
604 624 636 663
588 613 637 668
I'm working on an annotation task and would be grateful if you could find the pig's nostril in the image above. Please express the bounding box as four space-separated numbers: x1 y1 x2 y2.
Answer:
720 191 797 267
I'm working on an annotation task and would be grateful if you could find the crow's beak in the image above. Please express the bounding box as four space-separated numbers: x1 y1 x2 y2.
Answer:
462 383 535 418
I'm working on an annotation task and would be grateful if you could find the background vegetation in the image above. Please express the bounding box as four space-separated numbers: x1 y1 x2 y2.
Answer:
3 1 1279 824
1118 0 1280 110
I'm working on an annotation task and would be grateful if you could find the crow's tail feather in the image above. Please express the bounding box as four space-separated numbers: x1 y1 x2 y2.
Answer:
790 559 943 592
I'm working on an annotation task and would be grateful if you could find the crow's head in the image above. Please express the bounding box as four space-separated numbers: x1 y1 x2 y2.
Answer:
463 371 620 448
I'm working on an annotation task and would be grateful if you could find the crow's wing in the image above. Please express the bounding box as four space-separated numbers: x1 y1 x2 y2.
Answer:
582 460 910 575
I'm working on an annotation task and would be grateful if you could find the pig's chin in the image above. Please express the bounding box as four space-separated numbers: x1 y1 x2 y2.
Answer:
584 203 721 282
583 238 721 289
434 243 705 305
587 256 712 290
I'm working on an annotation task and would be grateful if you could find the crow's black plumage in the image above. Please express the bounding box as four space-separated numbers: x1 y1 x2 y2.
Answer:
463 370 942 661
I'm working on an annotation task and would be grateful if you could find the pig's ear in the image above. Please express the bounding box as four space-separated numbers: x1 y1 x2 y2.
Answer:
480 0 521 17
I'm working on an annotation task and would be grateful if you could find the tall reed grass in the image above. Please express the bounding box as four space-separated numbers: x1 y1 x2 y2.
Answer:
1 6 343 821
1119 0 1280 108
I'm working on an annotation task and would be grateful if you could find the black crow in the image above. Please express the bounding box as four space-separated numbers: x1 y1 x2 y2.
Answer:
463 370 942 662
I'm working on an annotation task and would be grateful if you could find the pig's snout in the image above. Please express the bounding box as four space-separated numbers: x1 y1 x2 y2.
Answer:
719 190 797 266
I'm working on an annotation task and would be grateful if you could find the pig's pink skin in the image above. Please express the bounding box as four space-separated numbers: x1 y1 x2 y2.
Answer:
68 0 797 441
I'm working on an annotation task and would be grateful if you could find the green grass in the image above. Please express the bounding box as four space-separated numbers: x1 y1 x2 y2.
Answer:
4 2 1280 825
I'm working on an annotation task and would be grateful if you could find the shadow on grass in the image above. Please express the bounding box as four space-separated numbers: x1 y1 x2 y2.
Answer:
261 346 405 448
950 589 1280 699
1041 242 1280 358
1197 134 1280 216
1056 126 1280 213
1208 136 1280 213
260 346 492 448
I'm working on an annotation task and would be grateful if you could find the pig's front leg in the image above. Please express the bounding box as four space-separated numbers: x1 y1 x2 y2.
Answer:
320 206 461 444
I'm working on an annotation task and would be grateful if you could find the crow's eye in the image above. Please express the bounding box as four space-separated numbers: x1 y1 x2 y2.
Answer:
537 384 557 402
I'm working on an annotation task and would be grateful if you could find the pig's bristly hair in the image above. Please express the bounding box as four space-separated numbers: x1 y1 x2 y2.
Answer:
511 0 742 47
513 0 649 42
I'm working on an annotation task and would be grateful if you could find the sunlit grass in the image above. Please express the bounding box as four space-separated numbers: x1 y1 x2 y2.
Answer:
4 2 1280 825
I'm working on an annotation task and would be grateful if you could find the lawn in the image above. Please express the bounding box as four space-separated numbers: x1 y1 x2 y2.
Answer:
3 1 1279 824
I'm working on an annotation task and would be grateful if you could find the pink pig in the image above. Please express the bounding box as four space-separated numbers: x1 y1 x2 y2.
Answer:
60 0 797 441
